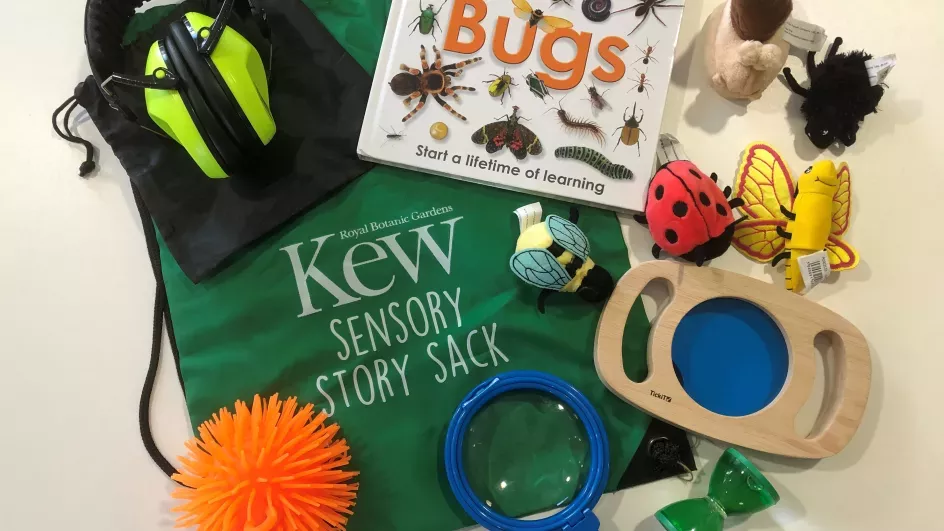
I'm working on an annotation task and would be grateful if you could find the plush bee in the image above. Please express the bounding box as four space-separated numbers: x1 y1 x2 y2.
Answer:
510 206 614 313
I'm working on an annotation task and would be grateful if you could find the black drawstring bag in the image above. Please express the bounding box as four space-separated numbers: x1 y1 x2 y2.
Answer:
73 0 373 282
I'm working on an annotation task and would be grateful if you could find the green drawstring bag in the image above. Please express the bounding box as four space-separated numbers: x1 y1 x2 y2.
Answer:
160 168 652 530
126 1 669 529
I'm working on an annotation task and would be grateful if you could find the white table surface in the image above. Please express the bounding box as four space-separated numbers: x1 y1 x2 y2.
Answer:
2 0 942 529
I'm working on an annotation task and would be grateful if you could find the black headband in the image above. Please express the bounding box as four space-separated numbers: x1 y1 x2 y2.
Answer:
84 0 266 119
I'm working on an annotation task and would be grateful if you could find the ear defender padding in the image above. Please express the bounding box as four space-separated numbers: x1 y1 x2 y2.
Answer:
166 35 247 175
169 19 262 152
183 11 275 147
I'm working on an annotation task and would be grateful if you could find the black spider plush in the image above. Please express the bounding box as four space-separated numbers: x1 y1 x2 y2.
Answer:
783 37 885 149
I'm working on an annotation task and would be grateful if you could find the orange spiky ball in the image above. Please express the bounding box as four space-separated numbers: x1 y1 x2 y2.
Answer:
171 394 359 530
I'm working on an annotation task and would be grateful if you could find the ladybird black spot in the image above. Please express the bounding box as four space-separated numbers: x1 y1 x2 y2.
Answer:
673 201 688 217
655 185 664 200
699 192 711 206
689 169 702 179
665 229 678 244
716 204 726 216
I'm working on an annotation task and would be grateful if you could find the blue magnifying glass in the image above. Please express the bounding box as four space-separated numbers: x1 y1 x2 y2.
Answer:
445 371 609 531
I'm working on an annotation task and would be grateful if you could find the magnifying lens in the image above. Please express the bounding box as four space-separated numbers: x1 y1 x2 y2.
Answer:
445 371 609 531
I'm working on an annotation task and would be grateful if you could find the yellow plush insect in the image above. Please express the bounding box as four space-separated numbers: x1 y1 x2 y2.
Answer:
731 142 859 293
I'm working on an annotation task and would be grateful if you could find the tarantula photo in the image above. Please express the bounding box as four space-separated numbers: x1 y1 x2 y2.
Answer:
388 45 483 123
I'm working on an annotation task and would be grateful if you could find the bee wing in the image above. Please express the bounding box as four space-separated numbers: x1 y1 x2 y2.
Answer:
731 219 788 263
512 0 533 18
825 236 860 271
734 142 796 221
510 249 571 291
538 15 573 32
547 215 590 260
831 162 852 237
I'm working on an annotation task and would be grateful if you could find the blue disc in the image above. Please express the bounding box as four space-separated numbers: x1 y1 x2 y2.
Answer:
671 298 789 417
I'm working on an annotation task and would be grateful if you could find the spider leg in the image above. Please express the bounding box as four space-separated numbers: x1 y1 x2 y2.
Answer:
433 94 468 121
402 93 428 122
827 36 843 59
400 64 421 75
629 9 650 35
782 68 809 97
448 85 476 92
652 7 667 26
420 45 430 71
433 45 443 70
402 91 422 106
805 51 817 78
442 57 483 71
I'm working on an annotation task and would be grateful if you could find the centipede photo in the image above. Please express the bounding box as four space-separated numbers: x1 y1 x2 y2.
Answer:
544 95 606 147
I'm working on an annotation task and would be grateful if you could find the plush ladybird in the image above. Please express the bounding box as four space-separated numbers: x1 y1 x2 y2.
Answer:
634 160 745 266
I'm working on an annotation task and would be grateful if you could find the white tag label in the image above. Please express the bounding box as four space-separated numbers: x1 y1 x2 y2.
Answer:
514 202 543 234
657 134 688 166
798 251 831 294
864 54 897 86
782 18 827 51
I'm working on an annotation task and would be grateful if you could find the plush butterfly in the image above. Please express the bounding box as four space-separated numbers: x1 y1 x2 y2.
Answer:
471 105 543 161
732 142 860 293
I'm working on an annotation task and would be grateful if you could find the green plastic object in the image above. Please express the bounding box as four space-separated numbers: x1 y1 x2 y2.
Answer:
463 391 590 518
655 448 779 531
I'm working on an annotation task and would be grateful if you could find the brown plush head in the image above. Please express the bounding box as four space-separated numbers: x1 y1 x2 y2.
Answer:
730 0 793 42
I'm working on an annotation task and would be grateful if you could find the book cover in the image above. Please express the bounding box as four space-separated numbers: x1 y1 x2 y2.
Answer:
357 0 686 212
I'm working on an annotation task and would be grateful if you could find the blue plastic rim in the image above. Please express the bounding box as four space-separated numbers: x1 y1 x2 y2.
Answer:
445 371 609 531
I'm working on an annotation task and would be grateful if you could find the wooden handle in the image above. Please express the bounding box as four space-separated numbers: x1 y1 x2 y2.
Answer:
595 261 682 403
595 261 872 459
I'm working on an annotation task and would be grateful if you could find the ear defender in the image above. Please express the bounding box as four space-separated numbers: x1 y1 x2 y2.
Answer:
144 12 275 178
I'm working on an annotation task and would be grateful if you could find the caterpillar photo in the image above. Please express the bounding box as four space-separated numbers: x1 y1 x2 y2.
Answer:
555 146 633 180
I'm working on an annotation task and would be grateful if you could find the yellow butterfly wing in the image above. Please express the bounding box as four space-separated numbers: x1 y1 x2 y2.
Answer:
824 162 860 270
513 0 533 19
538 15 573 33
732 219 789 263
731 143 794 263
832 162 852 236
733 142 795 221
825 236 860 271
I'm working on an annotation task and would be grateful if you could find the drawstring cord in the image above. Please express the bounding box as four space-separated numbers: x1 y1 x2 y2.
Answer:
52 95 97 177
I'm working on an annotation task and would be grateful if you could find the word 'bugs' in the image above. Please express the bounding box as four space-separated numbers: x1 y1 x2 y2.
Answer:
613 103 647 156
583 80 611 112
634 39 659 66
381 126 406 146
545 94 606 147
630 69 653 97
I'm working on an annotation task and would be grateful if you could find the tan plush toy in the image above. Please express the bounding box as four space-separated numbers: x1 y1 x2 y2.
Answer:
704 0 793 101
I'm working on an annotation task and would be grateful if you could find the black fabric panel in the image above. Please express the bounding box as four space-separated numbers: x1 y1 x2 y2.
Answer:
617 419 697 489
77 0 374 283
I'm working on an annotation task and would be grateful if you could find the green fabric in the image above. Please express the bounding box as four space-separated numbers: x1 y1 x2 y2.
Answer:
141 1 654 529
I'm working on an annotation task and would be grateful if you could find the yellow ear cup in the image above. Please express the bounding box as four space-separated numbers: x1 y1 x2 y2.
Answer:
144 41 227 178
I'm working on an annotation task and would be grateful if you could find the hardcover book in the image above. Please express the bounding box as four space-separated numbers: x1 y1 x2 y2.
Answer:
357 0 686 212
